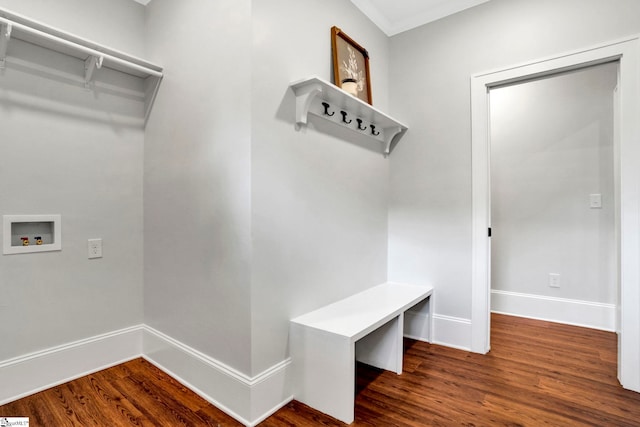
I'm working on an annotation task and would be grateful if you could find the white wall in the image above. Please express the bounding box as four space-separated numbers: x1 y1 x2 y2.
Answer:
250 0 391 377
0 0 145 57
143 0 390 419
490 64 617 305
1 0 390 420
0 0 146 360
143 0 253 375
388 0 640 348
4 0 635 420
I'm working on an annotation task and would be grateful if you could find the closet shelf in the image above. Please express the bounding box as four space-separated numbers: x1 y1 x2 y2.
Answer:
0 8 163 121
290 76 408 156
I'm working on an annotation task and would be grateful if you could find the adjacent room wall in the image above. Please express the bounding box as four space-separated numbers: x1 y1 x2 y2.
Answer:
250 0 391 377
0 0 146 361
490 63 617 326
388 0 640 348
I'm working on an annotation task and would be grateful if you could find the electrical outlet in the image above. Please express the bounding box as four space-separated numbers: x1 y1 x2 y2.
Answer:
88 238 102 259
549 273 560 288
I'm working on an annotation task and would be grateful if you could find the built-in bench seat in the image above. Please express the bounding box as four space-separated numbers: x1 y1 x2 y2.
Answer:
290 282 433 424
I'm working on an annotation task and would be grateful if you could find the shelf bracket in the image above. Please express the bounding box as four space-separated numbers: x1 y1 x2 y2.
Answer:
293 83 322 129
383 126 404 157
84 55 103 87
0 22 11 69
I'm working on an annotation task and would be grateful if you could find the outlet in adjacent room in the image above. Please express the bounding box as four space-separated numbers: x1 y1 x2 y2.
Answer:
590 193 602 209
549 273 560 288
88 238 102 259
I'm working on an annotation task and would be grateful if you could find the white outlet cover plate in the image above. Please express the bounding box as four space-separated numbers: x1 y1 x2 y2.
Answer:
88 238 102 259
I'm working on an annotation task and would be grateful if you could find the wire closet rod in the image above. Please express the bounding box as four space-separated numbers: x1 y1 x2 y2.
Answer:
0 15 162 78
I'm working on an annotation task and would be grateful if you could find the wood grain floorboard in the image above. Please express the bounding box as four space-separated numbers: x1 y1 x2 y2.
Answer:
2 314 640 426
262 313 640 426
0 358 242 426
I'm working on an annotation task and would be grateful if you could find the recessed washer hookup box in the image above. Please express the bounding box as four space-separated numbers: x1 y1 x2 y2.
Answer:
3 214 61 254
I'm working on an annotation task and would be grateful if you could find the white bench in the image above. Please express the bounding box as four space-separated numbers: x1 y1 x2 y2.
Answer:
290 282 433 424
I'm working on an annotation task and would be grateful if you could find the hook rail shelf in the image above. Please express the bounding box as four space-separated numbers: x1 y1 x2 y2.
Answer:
0 8 163 122
290 76 408 156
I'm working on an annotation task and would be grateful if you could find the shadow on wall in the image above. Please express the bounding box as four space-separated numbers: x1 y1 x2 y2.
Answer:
1 40 146 129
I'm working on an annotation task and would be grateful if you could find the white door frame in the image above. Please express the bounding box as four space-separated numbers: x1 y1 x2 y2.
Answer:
470 36 640 392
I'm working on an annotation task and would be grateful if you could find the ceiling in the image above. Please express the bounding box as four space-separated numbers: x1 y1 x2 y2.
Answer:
132 0 490 37
349 0 490 36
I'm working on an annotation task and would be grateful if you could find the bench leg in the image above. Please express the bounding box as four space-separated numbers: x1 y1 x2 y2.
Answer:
355 314 404 374
290 324 356 424
404 296 432 342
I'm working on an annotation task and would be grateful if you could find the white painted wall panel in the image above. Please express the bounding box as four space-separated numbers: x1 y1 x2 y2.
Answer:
143 0 253 375
250 0 391 376
0 26 145 359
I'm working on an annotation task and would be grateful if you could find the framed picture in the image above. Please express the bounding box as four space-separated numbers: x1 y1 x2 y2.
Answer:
331 26 372 105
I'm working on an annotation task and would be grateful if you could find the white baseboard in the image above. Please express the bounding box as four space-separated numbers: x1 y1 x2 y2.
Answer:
0 325 292 427
0 311 488 424
0 325 143 405
248 359 293 425
431 314 472 351
142 326 292 427
491 290 616 331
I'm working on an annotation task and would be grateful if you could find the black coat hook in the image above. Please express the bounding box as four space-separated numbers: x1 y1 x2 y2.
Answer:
321 102 335 117
370 124 380 136
356 118 367 131
340 111 352 124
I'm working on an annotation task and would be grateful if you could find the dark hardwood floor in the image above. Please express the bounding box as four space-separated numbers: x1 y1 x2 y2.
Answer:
264 314 640 426
2 314 640 426
0 357 241 426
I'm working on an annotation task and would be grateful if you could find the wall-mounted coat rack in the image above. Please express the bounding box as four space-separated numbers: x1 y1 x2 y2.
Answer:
290 76 408 157
0 8 163 123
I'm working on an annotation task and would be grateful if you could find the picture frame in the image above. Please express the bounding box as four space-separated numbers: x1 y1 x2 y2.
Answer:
331 26 372 105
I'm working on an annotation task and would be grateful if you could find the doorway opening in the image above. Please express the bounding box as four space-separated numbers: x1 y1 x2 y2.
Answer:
470 36 640 392
488 63 618 332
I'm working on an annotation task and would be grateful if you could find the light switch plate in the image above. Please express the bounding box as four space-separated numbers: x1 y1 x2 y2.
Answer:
549 273 560 288
590 194 602 209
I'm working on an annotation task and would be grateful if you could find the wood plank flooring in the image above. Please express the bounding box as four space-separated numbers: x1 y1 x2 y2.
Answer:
263 314 640 426
2 314 640 426
0 358 241 426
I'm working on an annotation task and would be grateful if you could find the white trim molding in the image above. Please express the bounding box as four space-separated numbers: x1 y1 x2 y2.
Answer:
142 326 293 426
0 325 293 427
491 290 617 332
431 314 472 351
0 326 143 405
349 0 490 37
